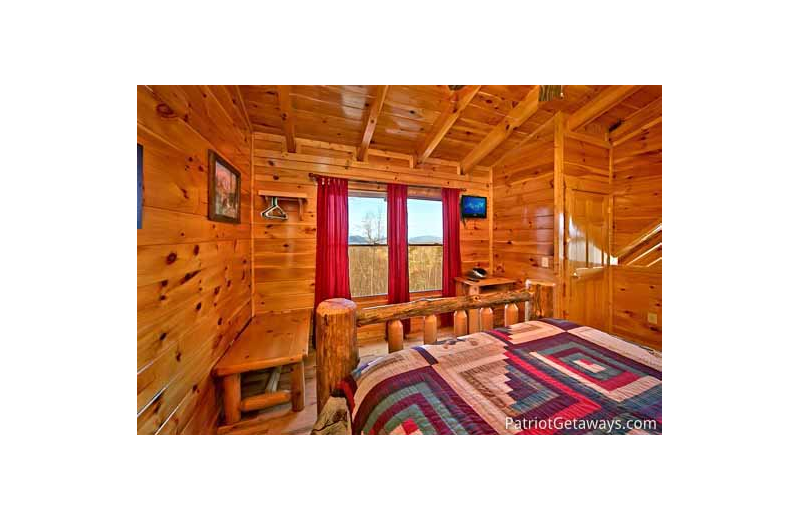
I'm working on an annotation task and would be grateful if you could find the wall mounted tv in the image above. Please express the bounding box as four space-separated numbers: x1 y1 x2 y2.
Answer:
461 195 487 218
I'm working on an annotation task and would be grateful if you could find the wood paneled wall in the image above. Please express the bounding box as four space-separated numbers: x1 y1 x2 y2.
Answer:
491 112 661 350
564 134 611 183
251 133 491 318
610 266 661 349
612 122 662 251
492 133 556 283
137 85 253 434
611 120 662 349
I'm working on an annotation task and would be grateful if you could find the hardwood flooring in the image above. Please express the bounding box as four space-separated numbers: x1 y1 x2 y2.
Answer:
217 327 454 435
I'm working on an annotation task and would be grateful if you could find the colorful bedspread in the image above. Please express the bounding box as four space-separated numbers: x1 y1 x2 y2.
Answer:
340 319 662 435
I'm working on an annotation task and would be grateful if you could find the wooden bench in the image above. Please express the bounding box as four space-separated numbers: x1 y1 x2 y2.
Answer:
213 309 311 426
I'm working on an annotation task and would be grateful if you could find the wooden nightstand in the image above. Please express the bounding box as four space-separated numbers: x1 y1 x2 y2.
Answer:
454 276 516 333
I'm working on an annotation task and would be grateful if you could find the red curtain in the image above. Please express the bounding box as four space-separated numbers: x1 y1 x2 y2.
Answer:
387 183 410 334
314 176 351 309
441 188 462 327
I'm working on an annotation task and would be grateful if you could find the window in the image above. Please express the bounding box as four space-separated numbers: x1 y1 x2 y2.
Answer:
348 194 387 297
347 193 443 297
407 198 442 292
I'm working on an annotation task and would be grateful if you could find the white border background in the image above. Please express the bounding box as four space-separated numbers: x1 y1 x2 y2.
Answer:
1 1 797 518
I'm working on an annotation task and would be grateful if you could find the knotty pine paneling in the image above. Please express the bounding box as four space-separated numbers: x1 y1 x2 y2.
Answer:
610 266 661 349
492 135 556 284
137 85 252 435
251 133 491 316
611 117 661 349
612 122 662 251
564 135 611 183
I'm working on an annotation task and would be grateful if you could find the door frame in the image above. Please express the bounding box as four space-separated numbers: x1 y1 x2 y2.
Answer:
562 177 612 325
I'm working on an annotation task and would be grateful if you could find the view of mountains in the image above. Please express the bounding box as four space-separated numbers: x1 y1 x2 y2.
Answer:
348 235 442 245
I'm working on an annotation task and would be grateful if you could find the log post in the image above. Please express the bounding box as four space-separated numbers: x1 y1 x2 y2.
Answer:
315 298 358 414
222 374 241 425
524 279 532 322
467 285 480 333
480 307 493 331
423 314 438 344
504 302 519 327
454 310 468 336
387 319 404 353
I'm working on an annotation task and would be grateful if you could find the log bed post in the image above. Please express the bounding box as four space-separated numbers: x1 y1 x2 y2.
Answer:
454 310 468 336
524 279 533 321
423 315 438 344
504 303 519 327
480 307 493 331
387 320 404 353
315 299 358 414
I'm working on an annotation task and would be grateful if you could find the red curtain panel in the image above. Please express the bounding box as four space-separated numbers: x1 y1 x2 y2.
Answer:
387 183 410 334
440 188 462 327
314 176 351 309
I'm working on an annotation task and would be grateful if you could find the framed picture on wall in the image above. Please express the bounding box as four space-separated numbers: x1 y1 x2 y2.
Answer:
137 143 143 229
208 150 241 224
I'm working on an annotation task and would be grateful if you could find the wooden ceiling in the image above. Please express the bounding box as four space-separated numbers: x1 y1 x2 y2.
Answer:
239 85 662 170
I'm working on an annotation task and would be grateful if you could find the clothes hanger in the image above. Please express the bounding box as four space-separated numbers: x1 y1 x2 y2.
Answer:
261 196 288 220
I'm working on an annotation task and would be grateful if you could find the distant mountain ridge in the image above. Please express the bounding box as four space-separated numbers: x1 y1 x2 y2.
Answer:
348 235 442 245
408 235 442 244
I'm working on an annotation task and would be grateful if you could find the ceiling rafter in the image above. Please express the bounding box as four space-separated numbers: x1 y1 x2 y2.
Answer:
415 85 482 165
461 85 542 173
610 96 662 146
276 85 296 153
357 85 389 161
566 85 642 132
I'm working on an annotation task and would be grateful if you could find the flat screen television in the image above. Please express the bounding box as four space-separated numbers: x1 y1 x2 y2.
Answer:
461 195 487 218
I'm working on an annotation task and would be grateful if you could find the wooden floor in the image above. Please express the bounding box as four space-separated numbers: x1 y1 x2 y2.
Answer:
218 327 454 435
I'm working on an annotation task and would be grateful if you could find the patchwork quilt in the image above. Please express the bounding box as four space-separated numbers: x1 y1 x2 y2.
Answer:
340 319 662 435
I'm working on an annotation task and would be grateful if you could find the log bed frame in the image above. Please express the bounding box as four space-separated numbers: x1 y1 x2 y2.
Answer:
311 280 555 434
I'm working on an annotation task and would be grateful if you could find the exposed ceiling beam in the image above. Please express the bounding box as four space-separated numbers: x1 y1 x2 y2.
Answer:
357 85 389 161
610 96 662 146
276 85 296 153
566 85 642 132
415 85 481 165
461 85 542 173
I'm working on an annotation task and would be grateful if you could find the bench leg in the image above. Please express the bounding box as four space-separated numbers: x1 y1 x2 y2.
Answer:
290 362 305 412
222 374 241 424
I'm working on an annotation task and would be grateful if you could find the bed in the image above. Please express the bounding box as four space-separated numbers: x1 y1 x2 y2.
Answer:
339 319 661 434
312 284 662 435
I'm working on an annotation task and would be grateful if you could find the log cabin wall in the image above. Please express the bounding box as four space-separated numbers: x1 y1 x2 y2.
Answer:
610 118 662 349
251 132 492 341
137 86 253 434
491 131 557 284
492 121 615 318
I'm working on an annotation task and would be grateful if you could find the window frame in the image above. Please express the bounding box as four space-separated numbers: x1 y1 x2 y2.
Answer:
346 185 444 298
406 195 443 293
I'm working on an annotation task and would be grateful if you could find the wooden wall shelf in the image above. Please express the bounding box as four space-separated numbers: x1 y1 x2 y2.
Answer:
257 190 308 221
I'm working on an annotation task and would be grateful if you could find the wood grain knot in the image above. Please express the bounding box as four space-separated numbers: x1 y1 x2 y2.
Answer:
156 103 175 118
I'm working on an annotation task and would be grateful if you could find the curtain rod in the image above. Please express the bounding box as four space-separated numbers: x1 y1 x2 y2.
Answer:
307 173 467 192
